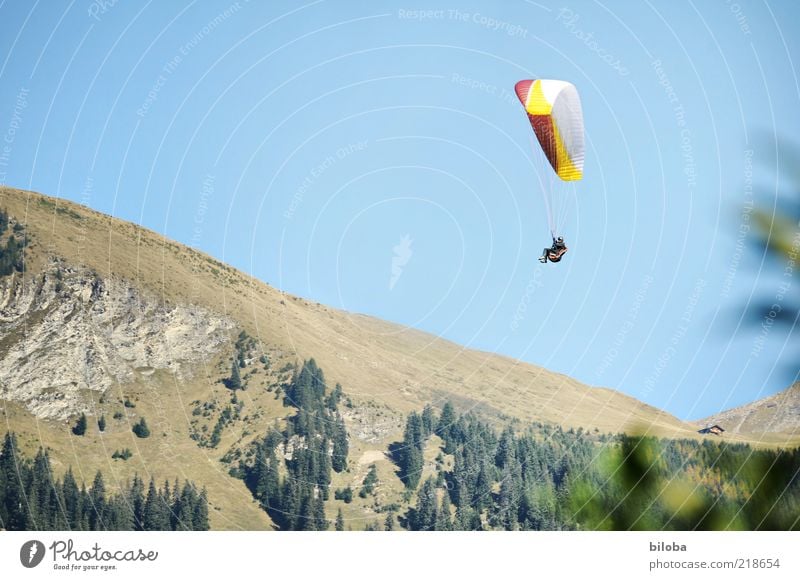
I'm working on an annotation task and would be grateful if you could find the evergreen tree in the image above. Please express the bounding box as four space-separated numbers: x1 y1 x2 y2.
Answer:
97 415 106 432
436 402 457 453
298 493 314 531
132 417 150 438
0 433 27 530
410 478 438 531
398 413 426 489
254 445 281 513
72 413 88 436
228 359 243 390
313 494 328 531
129 474 145 530
331 415 349 473
193 488 210 531
143 478 169 530
359 464 378 498
421 405 436 437
495 426 516 469
62 467 81 529
88 471 106 530
384 512 395 531
281 480 300 530
436 491 453 531
335 508 345 531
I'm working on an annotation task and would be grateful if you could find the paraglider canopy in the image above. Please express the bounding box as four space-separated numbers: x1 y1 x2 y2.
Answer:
515 79 584 240
515 79 584 182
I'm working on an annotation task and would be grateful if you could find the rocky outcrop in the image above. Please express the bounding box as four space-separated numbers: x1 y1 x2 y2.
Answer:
0 259 234 420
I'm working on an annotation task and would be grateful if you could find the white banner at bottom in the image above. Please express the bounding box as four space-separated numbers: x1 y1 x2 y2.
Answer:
0 531 796 579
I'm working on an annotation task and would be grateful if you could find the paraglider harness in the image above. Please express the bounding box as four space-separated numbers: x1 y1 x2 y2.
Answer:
539 236 568 263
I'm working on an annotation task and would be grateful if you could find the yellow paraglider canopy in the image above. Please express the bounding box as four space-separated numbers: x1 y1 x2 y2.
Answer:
515 79 584 182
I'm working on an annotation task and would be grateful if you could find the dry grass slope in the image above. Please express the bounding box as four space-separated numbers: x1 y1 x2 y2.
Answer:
2 186 794 529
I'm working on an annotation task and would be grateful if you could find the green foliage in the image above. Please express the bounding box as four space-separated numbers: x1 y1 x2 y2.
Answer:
132 418 150 438
359 464 378 498
240 359 350 530
0 433 208 530
570 436 800 531
97 415 106 432
335 508 345 531
72 413 88 436
391 404 800 531
0 210 25 277
205 405 236 448
408 477 439 530
226 359 243 390
112 448 133 460
334 487 353 503
395 412 428 489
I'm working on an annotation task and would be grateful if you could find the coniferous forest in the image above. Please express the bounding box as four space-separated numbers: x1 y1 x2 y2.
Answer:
0 433 209 531
3 359 799 531
235 359 800 531
239 359 349 530
395 405 800 530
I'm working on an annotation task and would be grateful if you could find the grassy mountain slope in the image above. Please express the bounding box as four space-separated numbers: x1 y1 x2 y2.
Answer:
697 382 800 439
2 186 789 529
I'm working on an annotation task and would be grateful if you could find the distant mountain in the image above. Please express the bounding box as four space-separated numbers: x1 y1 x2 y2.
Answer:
697 383 800 438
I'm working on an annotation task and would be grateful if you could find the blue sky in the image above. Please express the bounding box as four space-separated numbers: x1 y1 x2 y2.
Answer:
1 0 798 420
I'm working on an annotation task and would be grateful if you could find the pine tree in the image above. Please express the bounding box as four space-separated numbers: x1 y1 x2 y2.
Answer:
421 405 436 437
281 480 300 530
62 467 81 529
359 464 378 498
143 478 169 530
312 495 328 530
384 512 395 531
474 461 492 512
88 471 106 530
97 415 106 432
228 359 243 390
399 413 425 489
335 508 345 531
298 493 314 531
129 474 145 530
255 445 281 513
436 402 457 452
436 491 453 531
0 433 28 530
331 415 349 472
132 417 150 438
193 488 210 531
30 449 57 528
411 478 438 531
72 413 88 436
495 426 516 469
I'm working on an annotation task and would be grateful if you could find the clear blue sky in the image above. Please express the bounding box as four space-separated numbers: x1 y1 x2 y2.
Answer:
1 0 798 420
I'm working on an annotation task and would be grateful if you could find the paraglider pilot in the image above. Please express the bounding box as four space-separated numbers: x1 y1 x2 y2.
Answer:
539 236 567 263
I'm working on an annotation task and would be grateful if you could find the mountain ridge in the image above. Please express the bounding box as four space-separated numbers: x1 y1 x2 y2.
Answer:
1 186 797 529
0 185 689 433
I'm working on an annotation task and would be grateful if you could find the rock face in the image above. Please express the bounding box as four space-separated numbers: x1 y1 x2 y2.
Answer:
0 260 234 420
